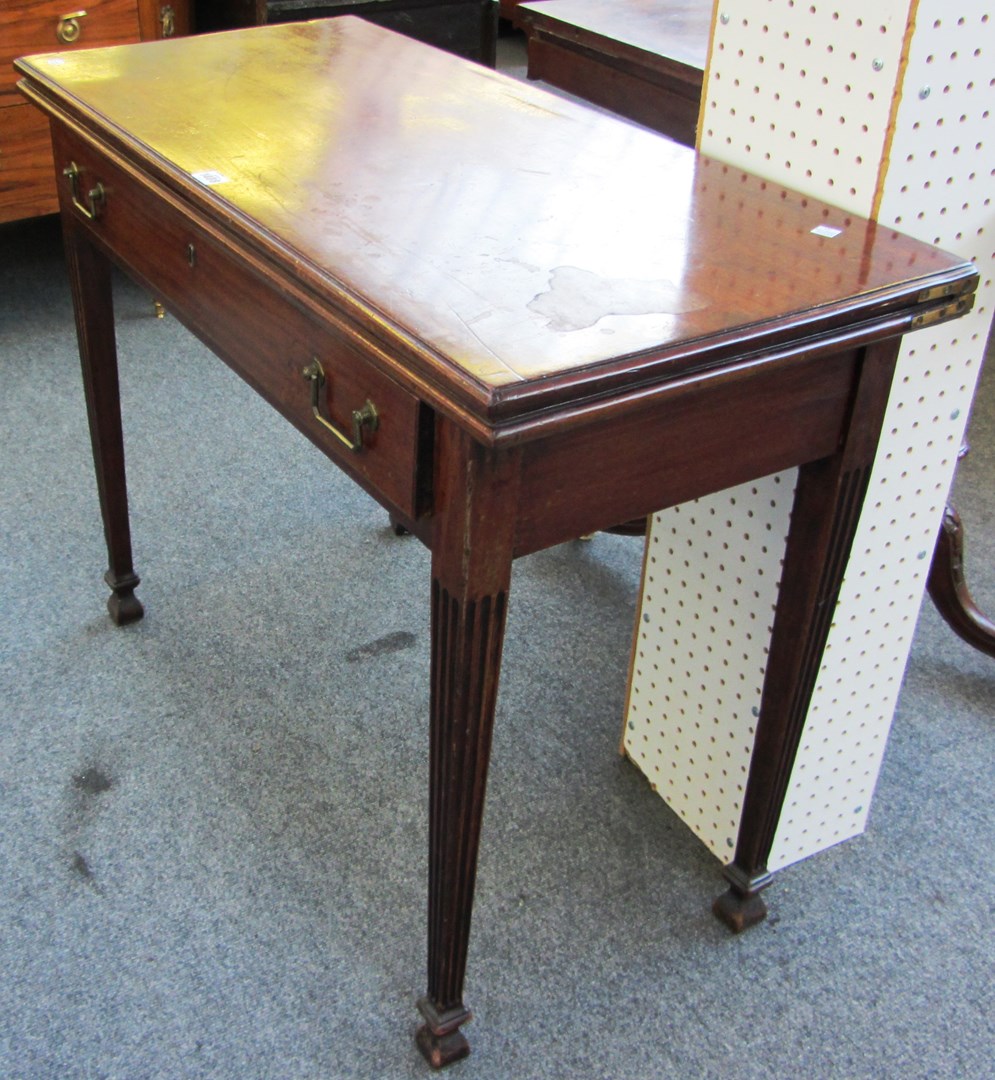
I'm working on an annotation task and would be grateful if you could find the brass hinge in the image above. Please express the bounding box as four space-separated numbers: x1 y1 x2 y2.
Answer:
915 280 972 304
911 295 974 330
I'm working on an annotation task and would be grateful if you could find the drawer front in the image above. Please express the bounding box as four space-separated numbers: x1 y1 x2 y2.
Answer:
52 126 427 518
2 0 141 103
0 102 58 222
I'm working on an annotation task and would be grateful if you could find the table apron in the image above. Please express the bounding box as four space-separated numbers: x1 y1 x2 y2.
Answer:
514 344 861 556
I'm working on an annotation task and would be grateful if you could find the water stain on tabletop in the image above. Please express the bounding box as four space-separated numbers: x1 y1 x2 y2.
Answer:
528 265 707 332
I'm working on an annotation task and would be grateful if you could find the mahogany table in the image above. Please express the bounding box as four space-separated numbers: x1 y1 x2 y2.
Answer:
16 19 976 1067
518 0 711 146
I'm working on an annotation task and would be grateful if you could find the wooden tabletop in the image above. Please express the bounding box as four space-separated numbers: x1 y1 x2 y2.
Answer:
519 0 711 71
16 19 971 420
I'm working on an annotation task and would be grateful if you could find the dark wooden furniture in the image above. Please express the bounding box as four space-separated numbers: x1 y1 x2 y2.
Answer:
17 19 976 1066
0 0 189 224
195 0 496 63
518 0 710 146
928 500 995 658
497 0 525 25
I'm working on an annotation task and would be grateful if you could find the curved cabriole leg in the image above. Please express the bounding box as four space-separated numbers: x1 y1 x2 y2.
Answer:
64 221 144 626
716 340 901 932
416 419 521 1068
927 504 995 659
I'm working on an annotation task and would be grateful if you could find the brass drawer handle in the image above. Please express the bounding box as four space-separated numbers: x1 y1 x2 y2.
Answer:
56 10 87 44
160 3 176 36
302 358 378 453
63 162 105 220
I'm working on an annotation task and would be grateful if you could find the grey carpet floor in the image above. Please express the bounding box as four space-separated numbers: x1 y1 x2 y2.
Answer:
2 45 994 1080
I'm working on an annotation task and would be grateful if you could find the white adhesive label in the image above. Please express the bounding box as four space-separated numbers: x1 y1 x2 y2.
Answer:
191 170 229 186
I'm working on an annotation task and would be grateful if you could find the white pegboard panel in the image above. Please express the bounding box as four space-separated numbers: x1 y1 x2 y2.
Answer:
624 0 994 872
769 321 983 868
878 4 993 309
770 0 994 868
700 0 911 214
625 475 794 861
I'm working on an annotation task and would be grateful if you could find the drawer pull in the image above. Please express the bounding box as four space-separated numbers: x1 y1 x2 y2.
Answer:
63 162 105 220
160 4 176 36
56 10 87 44
302 359 378 452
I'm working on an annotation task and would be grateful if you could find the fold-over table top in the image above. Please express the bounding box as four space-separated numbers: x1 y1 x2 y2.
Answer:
16 18 974 409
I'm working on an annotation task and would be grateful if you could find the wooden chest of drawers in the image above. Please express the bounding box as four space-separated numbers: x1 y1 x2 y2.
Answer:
1 0 190 223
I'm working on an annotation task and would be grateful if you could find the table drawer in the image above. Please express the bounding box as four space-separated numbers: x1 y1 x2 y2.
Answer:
52 127 427 519
0 102 58 222
2 0 141 103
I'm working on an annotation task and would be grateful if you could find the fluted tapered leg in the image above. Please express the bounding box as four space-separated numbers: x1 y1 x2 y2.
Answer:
416 418 521 1067
64 222 143 626
714 340 902 931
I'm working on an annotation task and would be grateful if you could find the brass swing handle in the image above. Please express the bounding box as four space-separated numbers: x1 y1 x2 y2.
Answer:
63 162 105 220
302 359 378 453
56 10 87 44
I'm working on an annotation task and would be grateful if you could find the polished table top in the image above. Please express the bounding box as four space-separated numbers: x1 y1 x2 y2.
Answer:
17 18 970 431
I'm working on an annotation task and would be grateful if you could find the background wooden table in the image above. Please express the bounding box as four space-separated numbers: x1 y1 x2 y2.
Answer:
518 0 710 145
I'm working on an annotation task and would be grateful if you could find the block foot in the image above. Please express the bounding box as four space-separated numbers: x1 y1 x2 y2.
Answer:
416 999 471 1069
713 864 772 933
712 887 768 933
104 570 143 625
